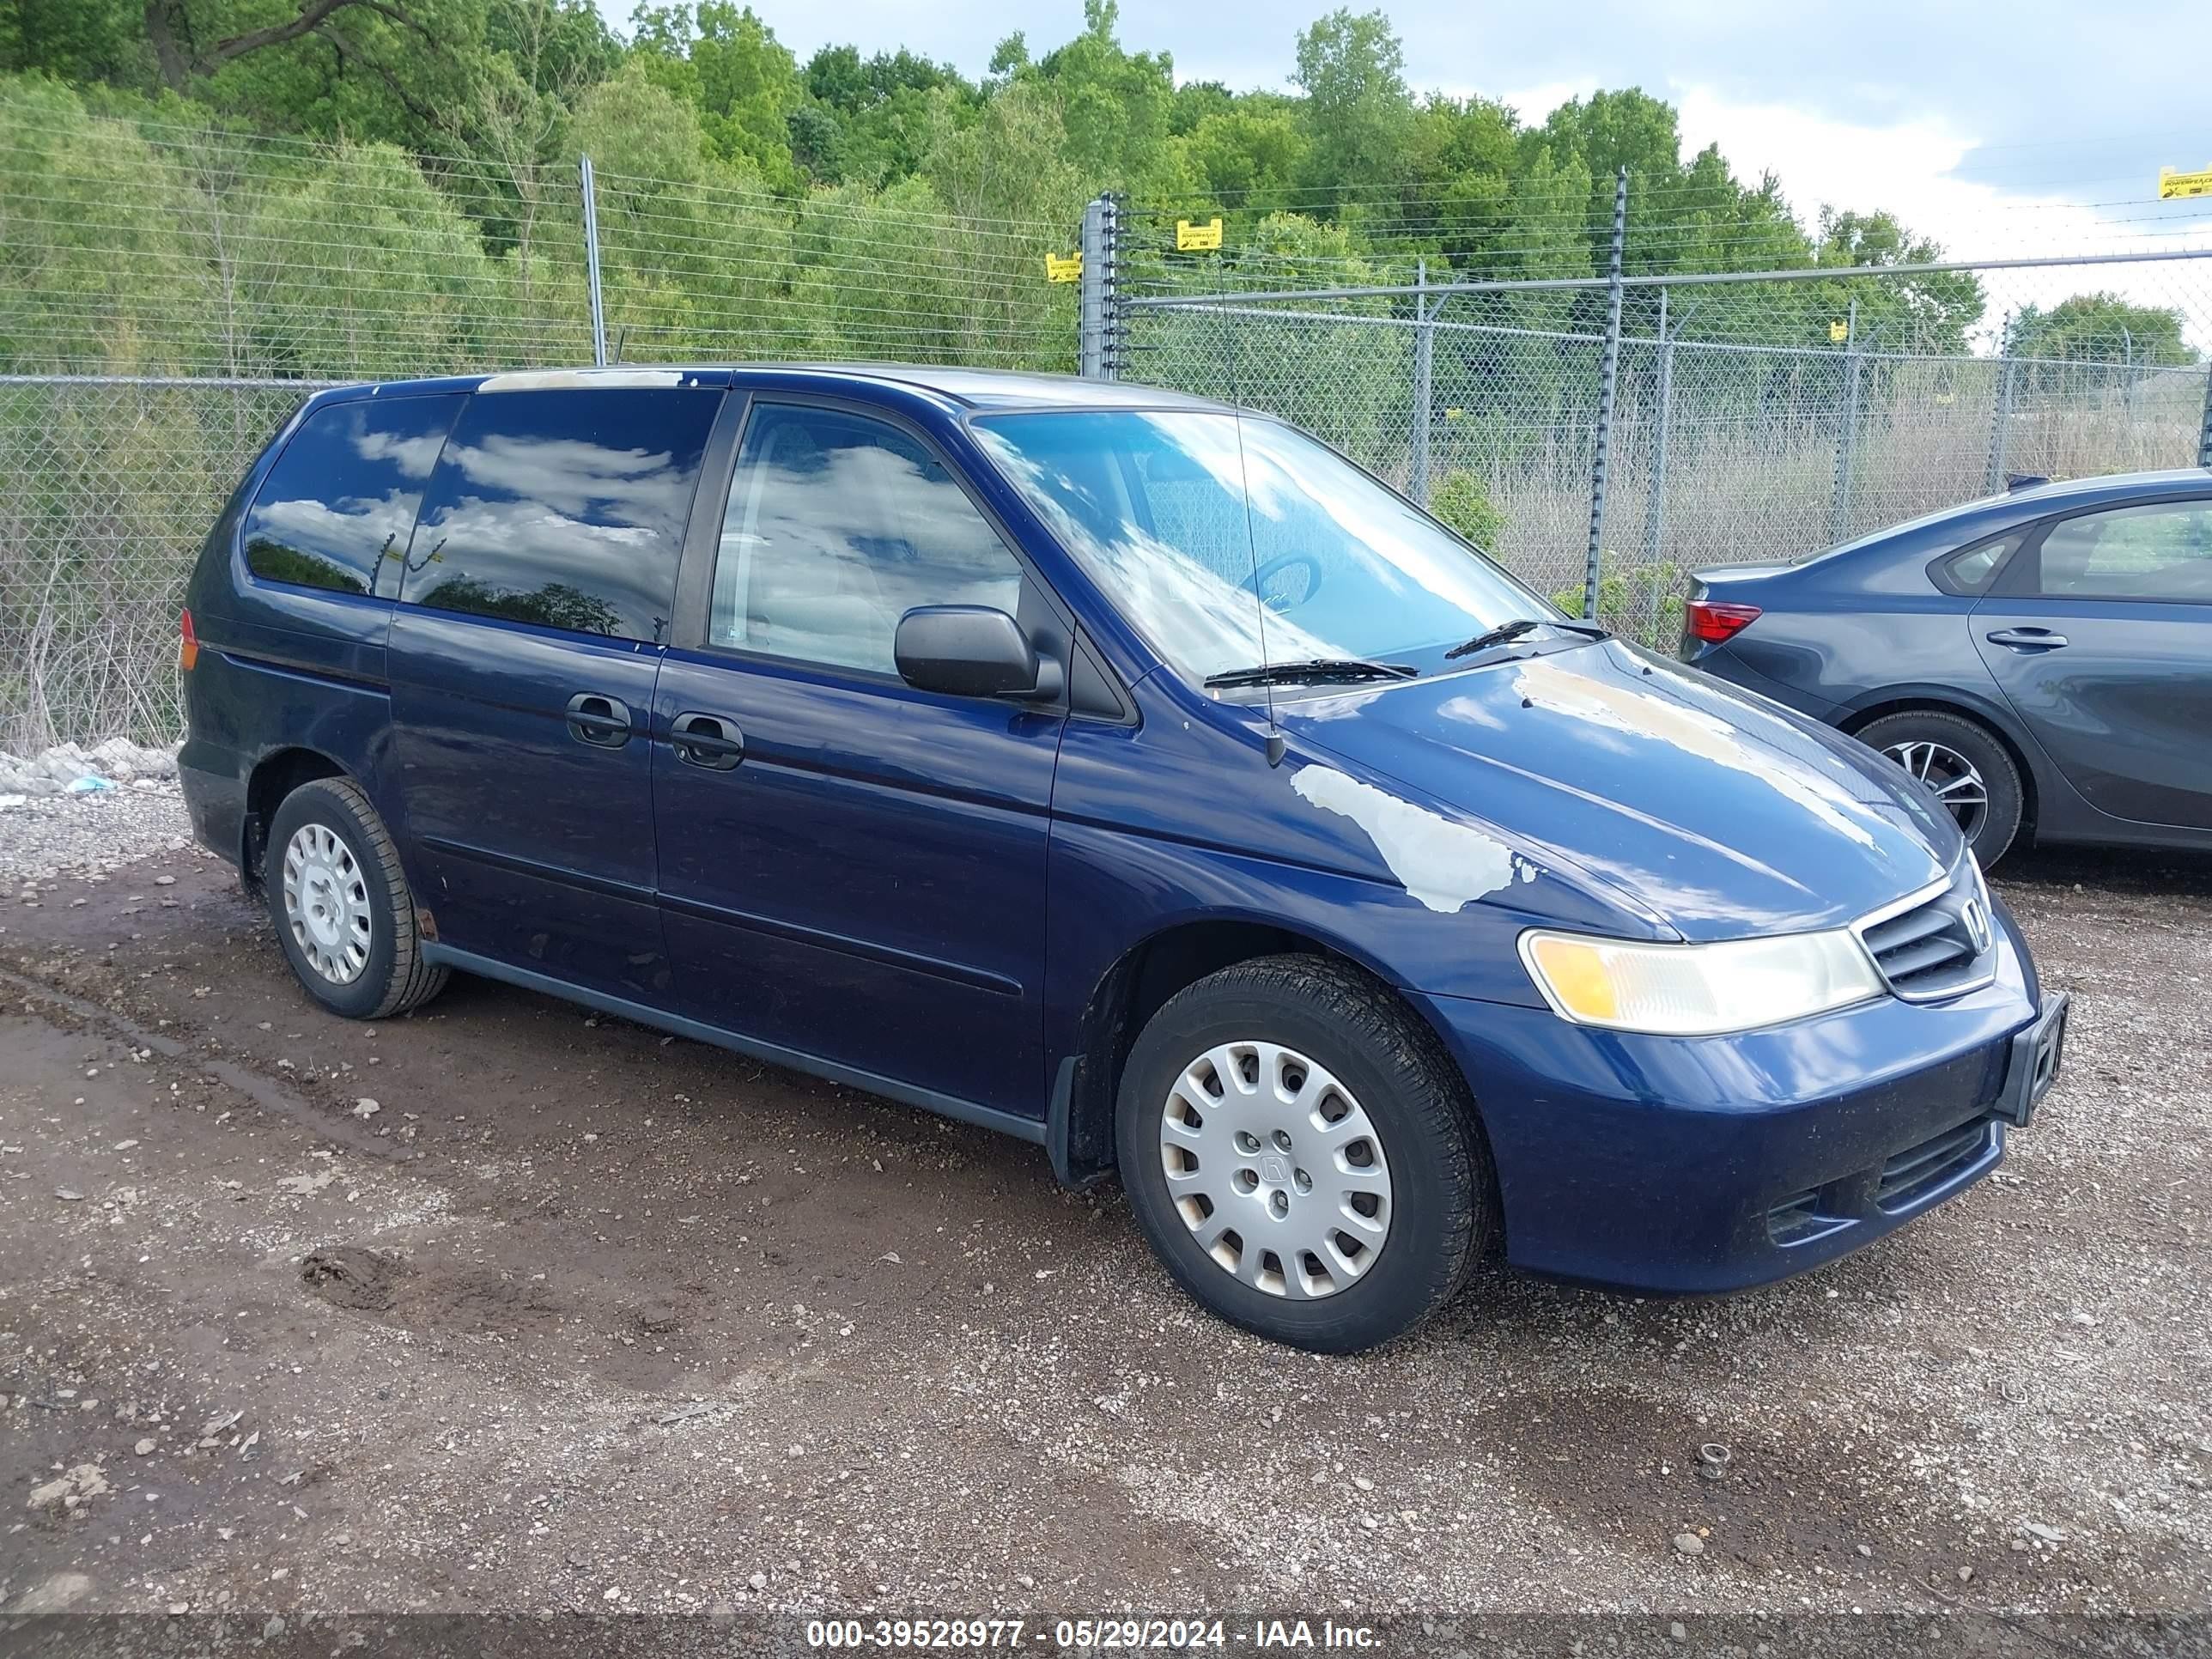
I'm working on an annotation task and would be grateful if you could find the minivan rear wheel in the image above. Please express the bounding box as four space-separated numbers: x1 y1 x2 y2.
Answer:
1856 709 2023 868
264 777 447 1020
1115 956 1491 1352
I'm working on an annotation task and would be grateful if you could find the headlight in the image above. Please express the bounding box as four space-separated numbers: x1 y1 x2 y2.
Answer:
1519 927 1885 1036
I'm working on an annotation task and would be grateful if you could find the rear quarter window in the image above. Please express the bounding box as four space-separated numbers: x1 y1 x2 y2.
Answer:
1930 531 2024 597
399 387 720 643
243 395 463 596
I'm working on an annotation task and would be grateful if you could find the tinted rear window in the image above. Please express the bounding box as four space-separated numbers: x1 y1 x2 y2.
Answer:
399 387 719 642
244 395 462 596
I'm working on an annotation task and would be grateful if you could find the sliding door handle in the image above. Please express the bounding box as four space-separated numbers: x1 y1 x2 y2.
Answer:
565 692 634 747
672 711 745 770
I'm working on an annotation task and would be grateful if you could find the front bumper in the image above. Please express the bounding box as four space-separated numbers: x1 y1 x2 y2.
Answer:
1417 903 2053 1294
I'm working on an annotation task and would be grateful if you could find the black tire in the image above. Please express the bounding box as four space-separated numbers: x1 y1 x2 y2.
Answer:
264 776 447 1020
1856 709 2025 868
1115 955 1492 1353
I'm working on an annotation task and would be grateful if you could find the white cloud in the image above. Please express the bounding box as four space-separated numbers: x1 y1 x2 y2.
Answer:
1670 88 2212 349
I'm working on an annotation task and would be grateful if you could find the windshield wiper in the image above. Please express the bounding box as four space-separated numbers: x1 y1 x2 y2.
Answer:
1443 617 1611 659
1203 657 1418 690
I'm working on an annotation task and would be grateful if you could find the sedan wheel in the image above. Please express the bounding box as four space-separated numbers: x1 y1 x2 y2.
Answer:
1880 738 1990 843
1856 709 2025 868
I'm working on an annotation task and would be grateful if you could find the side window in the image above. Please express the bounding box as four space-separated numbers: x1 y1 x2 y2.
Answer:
244 395 461 596
1933 532 2021 597
2031 502 2212 603
710 404 1024 674
401 387 719 642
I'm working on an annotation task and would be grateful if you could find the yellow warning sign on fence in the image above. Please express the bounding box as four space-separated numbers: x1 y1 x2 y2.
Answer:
1176 216 1224 252
2159 165 2212 200
1044 252 1083 283
1829 319 1850 343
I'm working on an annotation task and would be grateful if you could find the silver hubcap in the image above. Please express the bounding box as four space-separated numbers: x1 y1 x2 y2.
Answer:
1882 739 1990 840
1158 1042 1392 1300
281 823 372 985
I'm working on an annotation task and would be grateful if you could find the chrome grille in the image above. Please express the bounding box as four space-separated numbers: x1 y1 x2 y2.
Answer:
1857 865 1998 1002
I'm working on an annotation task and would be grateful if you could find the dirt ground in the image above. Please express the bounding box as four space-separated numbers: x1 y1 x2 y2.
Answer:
1 834 2207 1639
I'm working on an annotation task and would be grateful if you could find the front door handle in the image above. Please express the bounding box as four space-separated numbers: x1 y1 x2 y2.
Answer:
1985 627 2068 651
672 711 745 771
565 692 634 747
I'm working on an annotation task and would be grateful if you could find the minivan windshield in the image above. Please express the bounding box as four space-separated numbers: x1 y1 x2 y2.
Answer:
971 410 1556 688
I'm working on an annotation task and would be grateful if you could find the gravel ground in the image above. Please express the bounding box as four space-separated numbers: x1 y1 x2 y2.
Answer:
0 793 2206 1647
0 782 195 885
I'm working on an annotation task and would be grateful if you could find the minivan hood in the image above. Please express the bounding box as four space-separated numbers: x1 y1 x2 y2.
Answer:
1278 641 1959 941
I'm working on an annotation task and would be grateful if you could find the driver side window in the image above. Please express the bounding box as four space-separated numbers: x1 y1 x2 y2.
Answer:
710 405 1024 674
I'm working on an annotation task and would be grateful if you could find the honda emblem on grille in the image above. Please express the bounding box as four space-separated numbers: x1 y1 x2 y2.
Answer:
1962 898 1991 954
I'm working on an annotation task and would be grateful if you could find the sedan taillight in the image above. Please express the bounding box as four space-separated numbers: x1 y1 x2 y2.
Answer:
179 607 198 672
1684 599 1761 645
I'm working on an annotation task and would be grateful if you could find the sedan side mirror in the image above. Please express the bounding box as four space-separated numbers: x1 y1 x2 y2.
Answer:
895 605 1061 702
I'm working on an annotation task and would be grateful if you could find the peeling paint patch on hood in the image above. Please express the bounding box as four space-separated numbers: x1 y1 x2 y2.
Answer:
1291 764 1529 914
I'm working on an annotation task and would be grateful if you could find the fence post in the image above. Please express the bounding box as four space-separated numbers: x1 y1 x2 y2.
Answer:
1828 298 1861 544
1583 167 1628 622
1984 312 2016 492
1411 258 1434 505
1079 196 1120 381
580 155 607 368
1640 287 1674 638
2199 362 2212 469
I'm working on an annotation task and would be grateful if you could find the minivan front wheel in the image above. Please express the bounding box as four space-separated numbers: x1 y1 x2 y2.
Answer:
264 777 447 1020
1115 956 1491 1352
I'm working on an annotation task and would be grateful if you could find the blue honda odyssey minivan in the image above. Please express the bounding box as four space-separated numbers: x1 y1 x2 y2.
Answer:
179 365 2069 1352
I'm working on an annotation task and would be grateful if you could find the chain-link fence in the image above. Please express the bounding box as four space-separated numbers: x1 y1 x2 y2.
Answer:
0 89 1079 752
6 88 2212 750
1110 205 2212 643
0 376 346 753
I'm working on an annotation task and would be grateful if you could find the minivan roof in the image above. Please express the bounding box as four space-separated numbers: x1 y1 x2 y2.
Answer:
317 363 1237 414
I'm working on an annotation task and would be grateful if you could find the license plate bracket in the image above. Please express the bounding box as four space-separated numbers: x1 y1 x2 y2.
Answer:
1992 991 2069 1128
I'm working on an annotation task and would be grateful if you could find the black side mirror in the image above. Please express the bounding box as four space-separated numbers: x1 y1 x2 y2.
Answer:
894 605 1061 702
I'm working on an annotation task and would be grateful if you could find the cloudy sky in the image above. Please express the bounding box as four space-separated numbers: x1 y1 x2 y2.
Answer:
608 1 2207 245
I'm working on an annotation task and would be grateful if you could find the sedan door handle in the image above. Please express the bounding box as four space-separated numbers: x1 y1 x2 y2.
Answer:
672 711 745 771
1984 627 2068 652
565 692 634 748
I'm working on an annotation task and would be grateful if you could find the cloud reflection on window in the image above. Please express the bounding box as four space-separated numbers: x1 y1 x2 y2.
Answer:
973 411 1537 684
710 406 1022 675
244 395 461 597
401 388 716 642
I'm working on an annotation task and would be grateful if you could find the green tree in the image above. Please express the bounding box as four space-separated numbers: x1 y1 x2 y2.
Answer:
629 1 802 187
2012 293 2197 365
1809 208 1984 354
1186 103 1306 212
1398 94 1516 267
1291 9 1413 198
799 43 975 185
1030 1 1178 195
1169 78 1233 137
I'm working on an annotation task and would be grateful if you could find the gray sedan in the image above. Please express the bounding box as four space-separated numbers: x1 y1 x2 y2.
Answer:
1684 468 2212 866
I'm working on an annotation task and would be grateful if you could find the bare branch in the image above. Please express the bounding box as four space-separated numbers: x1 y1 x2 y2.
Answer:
203 0 359 68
